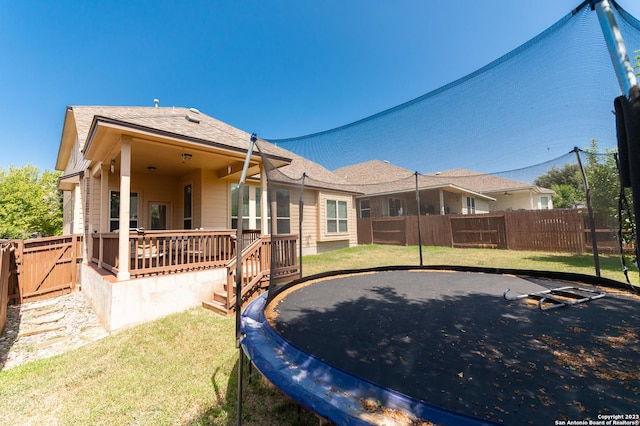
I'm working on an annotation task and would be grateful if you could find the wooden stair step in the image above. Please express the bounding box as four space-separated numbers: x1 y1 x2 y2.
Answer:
213 291 228 304
202 300 229 316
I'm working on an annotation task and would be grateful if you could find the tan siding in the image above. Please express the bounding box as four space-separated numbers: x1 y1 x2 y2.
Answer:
475 199 490 214
62 191 73 235
490 192 532 211
202 171 230 229
91 175 102 232
135 174 180 229
300 190 318 254
317 191 357 246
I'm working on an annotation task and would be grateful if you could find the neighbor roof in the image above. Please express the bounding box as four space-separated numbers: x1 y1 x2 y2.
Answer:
428 169 552 194
335 161 551 197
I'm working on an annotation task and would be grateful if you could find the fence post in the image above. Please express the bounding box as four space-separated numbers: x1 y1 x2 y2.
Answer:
0 244 10 334
13 241 23 303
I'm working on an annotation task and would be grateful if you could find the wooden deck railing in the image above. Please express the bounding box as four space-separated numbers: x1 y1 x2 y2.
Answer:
93 230 237 278
225 234 300 311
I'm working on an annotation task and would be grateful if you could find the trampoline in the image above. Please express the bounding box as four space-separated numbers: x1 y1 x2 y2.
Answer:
241 266 640 425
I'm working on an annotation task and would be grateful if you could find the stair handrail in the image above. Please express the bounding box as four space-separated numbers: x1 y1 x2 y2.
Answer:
225 236 269 310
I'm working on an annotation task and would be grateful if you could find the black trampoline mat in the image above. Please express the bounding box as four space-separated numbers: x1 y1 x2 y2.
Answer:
267 270 640 425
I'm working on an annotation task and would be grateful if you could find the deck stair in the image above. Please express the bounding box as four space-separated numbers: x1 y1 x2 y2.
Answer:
202 235 300 315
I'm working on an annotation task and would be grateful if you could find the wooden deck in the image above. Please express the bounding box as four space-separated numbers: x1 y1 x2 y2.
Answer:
1 231 299 320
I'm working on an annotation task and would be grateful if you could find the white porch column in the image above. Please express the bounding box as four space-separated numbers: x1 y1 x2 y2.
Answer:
529 189 534 210
98 163 110 268
117 137 132 280
260 166 268 236
439 189 445 215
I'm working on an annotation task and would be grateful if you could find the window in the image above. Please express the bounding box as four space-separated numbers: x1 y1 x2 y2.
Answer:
231 184 262 230
150 203 169 230
359 199 371 218
265 189 291 234
389 198 403 217
184 184 192 229
274 189 290 234
327 200 348 233
109 191 138 232
466 197 476 214
540 196 550 210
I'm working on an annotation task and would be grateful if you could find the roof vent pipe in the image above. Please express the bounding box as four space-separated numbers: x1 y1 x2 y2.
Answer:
153 99 159 108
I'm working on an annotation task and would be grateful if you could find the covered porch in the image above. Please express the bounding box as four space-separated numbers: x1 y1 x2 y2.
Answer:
56 106 302 330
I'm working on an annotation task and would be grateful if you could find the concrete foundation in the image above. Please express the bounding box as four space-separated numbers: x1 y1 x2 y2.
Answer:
80 264 226 331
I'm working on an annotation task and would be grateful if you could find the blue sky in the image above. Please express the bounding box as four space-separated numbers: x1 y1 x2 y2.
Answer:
2 0 640 172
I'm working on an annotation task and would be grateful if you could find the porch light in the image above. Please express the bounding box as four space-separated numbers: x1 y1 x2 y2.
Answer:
181 153 192 163
147 166 156 173
110 159 115 174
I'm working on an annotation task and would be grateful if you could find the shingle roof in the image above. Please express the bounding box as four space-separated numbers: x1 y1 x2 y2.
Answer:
334 162 549 196
69 105 352 191
72 105 305 165
255 143 358 192
72 105 273 153
427 169 540 193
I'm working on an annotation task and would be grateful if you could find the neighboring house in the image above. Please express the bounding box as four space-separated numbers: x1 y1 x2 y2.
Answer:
334 161 554 218
55 105 358 330
431 169 555 212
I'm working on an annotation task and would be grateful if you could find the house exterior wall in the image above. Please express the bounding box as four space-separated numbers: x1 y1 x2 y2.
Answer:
299 189 319 256
63 191 73 235
133 173 180 230
202 171 229 229
461 196 490 214
317 190 357 248
282 185 324 256
90 174 101 232
488 191 553 211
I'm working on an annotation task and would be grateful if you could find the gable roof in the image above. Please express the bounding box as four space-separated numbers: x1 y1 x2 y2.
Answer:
334 162 551 198
428 169 552 194
334 160 415 183
57 105 353 193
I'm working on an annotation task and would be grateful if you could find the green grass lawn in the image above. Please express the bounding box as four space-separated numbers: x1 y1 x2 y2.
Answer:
0 245 637 425
303 244 640 286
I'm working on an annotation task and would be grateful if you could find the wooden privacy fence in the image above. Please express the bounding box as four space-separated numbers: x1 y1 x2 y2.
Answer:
358 210 623 254
11 235 83 304
0 242 13 333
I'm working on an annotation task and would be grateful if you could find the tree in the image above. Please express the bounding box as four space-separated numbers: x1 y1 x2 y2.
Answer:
549 183 583 209
534 163 584 208
0 165 63 239
583 139 626 219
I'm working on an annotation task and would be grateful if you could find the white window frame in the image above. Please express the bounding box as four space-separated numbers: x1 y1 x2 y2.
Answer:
540 196 550 210
466 196 476 214
327 199 348 233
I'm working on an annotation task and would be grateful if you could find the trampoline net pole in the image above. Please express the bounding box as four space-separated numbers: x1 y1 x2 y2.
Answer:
415 171 423 266
574 147 601 277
